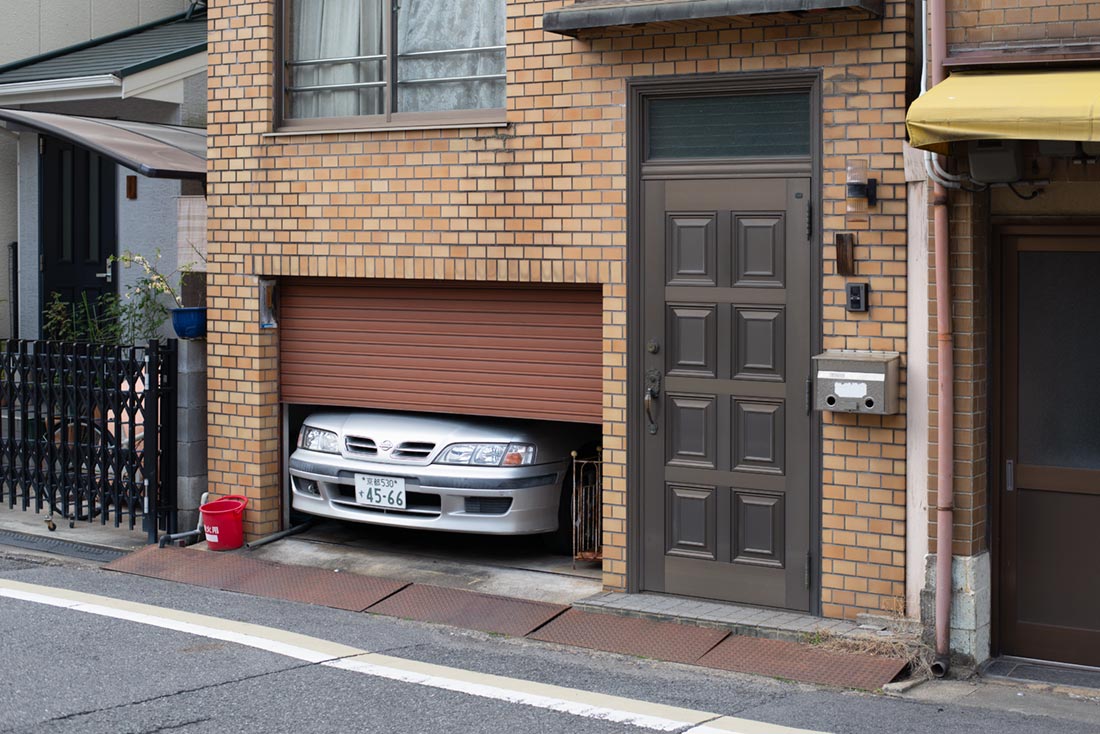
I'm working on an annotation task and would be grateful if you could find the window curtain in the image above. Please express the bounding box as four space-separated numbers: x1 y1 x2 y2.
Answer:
289 0 384 119
397 0 505 113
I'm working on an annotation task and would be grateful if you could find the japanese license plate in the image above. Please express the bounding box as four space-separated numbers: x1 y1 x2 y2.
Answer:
354 474 406 510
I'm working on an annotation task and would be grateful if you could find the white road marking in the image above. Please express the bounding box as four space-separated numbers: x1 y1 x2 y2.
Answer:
0 579 827 734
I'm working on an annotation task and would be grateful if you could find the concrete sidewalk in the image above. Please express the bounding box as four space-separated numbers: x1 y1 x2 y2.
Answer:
102 543 911 692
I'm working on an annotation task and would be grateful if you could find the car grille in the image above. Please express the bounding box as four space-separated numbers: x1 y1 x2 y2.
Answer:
464 497 513 515
393 441 435 459
345 436 377 455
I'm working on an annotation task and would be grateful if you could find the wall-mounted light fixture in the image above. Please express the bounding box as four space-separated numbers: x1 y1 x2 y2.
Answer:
845 158 878 222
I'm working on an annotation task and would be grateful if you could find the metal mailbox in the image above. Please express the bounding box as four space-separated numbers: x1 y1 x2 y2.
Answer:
812 350 900 415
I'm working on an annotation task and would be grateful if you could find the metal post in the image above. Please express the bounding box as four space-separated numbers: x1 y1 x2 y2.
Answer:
144 341 160 544
160 339 179 535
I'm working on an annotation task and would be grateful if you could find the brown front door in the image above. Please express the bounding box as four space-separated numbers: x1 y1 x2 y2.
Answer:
641 177 813 611
998 230 1100 667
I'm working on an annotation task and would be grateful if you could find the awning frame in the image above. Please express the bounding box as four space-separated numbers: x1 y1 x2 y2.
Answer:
0 108 206 180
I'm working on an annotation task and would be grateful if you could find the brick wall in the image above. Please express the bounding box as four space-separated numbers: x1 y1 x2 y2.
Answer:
926 189 989 558
946 0 1100 53
206 0 913 619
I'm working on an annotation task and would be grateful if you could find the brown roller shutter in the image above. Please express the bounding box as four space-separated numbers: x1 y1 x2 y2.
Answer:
279 279 602 424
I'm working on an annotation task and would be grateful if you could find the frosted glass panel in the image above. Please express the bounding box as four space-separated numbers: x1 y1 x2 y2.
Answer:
1018 251 1100 469
647 93 810 160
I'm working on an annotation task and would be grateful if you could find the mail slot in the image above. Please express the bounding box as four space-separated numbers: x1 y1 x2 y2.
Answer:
812 350 900 415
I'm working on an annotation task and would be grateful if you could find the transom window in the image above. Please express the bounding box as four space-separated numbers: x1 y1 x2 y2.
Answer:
647 93 811 160
283 0 506 127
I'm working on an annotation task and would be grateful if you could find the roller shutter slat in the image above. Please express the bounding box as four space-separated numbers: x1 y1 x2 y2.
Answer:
280 279 602 424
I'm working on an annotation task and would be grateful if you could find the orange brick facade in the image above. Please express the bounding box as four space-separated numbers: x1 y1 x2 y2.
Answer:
946 0 1100 53
927 191 989 558
206 0 914 620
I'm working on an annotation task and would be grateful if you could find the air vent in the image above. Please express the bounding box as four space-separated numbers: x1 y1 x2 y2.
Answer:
464 497 513 515
393 441 435 459
345 436 377 455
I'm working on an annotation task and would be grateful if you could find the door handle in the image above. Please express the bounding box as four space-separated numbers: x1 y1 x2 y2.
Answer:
1006 459 1014 493
644 387 657 432
644 369 661 435
95 270 112 284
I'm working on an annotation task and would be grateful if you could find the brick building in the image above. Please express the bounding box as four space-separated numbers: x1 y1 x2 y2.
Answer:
906 0 1100 670
204 0 1100 672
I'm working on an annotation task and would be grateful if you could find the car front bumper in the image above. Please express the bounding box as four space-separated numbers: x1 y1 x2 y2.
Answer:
288 449 567 535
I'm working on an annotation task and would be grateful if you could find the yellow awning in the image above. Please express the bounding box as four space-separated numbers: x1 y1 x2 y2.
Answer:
906 70 1100 154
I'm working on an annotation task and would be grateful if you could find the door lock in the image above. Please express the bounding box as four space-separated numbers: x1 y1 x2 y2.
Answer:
646 338 660 354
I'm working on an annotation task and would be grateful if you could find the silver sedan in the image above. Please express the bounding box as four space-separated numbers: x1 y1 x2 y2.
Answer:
289 410 597 542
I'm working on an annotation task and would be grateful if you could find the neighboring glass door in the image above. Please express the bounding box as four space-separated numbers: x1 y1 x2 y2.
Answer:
998 231 1100 667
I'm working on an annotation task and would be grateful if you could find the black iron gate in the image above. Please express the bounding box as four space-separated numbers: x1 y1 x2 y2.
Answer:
0 340 178 542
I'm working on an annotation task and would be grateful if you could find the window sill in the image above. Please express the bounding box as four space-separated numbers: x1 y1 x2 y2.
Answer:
266 115 509 138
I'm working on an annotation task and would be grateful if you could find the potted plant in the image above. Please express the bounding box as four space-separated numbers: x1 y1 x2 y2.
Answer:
112 249 206 340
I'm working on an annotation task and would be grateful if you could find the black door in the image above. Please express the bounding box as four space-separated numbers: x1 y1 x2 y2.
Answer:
641 176 814 611
998 230 1100 667
40 136 117 314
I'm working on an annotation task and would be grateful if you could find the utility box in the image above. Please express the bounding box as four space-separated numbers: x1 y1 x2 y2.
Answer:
813 350 900 415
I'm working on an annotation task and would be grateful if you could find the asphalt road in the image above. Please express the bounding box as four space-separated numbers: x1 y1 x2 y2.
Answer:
0 551 1098 734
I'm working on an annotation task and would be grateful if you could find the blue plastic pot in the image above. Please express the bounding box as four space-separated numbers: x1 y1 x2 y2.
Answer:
171 307 207 339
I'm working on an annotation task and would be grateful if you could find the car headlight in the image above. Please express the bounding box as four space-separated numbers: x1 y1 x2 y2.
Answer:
436 443 536 466
298 426 340 454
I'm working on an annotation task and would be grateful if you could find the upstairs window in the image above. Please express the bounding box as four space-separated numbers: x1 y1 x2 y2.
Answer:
283 0 506 128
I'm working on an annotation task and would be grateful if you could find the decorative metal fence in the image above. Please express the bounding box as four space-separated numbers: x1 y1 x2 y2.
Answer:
570 448 602 565
0 340 178 542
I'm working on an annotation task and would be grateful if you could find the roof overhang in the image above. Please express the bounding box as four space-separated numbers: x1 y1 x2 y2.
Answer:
906 70 1100 155
0 50 205 106
543 0 884 37
0 109 206 180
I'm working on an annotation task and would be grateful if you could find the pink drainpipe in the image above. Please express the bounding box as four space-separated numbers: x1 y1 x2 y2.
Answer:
929 0 954 678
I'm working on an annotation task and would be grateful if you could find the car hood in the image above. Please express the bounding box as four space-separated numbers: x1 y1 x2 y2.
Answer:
299 410 594 465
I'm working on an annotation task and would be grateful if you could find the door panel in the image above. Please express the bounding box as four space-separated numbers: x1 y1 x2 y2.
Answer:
642 177 812 611
40 136 116 311
999 235 1100 667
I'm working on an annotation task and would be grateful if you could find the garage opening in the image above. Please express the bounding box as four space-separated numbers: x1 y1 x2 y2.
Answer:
276 279 604 601
280 279 603 424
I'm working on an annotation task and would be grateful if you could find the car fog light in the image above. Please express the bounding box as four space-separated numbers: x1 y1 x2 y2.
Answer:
295 477 320 495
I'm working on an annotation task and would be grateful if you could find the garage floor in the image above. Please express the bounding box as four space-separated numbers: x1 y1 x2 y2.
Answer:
244 519 603 605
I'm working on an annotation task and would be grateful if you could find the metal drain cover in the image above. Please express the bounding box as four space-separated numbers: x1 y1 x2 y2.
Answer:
0 529 127 563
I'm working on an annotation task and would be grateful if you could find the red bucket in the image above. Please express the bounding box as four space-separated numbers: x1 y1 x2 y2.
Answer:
200 495 248 551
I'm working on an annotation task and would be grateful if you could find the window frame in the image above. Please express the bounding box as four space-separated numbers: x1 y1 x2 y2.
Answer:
276 0 508 132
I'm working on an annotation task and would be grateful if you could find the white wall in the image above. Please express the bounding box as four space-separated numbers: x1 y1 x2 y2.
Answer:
16 134 39 340
0 131 16 337
4 0 190 60
117 172 184 342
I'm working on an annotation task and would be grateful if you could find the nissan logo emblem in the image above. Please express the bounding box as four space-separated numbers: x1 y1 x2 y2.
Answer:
379 440 394 452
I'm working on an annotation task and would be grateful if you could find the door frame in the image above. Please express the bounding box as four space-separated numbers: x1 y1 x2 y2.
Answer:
990 220 1100 659
624 70 823 611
